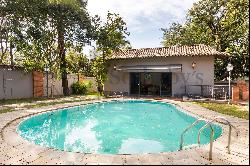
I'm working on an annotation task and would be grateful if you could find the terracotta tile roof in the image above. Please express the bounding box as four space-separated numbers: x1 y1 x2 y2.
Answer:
110 44 229 59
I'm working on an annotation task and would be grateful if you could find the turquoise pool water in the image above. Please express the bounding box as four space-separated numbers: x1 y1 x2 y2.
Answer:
17 100 222 154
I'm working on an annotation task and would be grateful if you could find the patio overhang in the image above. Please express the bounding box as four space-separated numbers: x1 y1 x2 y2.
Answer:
114 64 182 72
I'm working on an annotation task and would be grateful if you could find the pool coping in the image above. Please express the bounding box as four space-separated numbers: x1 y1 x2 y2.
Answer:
0 98 249 165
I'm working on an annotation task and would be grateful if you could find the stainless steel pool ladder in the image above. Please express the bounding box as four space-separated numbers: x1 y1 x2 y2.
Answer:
179 116 239 160
180 118 208 150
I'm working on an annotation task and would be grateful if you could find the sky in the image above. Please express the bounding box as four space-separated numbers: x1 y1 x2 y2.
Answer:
84 0 198 57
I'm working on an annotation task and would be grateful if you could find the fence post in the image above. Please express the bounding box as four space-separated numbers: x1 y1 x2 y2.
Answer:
201 85 203 97
211 86 214 99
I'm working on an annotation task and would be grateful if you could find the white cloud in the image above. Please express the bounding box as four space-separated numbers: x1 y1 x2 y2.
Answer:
87 0 196 26
86 0 198 49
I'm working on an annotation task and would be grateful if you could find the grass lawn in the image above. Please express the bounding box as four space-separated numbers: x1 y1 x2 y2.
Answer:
0 94 101 114
0 96 65 105
192 102 249 120
0 107 15 114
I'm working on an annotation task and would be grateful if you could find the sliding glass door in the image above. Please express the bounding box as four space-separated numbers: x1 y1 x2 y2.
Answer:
130 73 140 95
130 72 172 96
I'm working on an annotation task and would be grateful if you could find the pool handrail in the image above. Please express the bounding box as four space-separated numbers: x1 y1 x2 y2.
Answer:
197 116 239 156
179 118 208 150
180 116 239 160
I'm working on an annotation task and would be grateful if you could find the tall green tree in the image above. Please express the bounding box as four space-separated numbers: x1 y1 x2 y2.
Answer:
0 3 10 64
0 0 45 65
161 0 249 80
161 22 214 47
92 12 130 94
96 12 130 59
46 0 95 95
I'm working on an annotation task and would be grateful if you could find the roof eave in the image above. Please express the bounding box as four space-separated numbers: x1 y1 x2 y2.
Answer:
109 54 229 60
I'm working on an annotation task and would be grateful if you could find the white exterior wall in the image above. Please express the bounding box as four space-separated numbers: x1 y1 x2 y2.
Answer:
43 74 89 96
104 56 214 96
0 68 92 99
0 68 33 99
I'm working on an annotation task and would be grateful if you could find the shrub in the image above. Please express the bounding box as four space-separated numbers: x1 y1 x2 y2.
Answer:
71 82 87 95
84 80 93 91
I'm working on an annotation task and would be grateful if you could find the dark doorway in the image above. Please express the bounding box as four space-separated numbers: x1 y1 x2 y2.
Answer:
161 73 172 96
130 73 140 95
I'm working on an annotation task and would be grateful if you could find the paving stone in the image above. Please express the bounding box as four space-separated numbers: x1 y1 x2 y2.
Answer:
137 153 170 165
124 155 141 165
110 155 126 165
14 142 48 156
29 156 64 165
81 154 125 165
55 152 85 164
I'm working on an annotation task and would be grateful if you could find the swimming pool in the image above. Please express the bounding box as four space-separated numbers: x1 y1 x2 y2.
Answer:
17 100 222 154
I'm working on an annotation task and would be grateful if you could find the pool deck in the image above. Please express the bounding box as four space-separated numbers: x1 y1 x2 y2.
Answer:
0 98 249 165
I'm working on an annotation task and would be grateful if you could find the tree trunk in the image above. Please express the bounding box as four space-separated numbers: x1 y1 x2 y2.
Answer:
10 41 14 66
57 21 69 96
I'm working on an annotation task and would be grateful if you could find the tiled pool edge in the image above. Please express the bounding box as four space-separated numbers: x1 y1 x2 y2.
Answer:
0 98 249 165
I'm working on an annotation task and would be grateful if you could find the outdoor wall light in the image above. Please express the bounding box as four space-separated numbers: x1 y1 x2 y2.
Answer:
113 65 122 71
192 61 196 69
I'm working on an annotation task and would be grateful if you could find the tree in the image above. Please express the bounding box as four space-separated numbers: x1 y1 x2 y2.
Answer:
96 12 130 59
91 56 108 94
92 12 130 94
0 11 10 65
1 0 59 70
14 19 59 72
161 22 214 47
0 0 41 66
66 49 92 80
1 0 97 96
46 0 95 95
161 0 249 80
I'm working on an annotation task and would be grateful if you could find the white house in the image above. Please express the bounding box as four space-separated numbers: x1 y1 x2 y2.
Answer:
104 44 228 97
